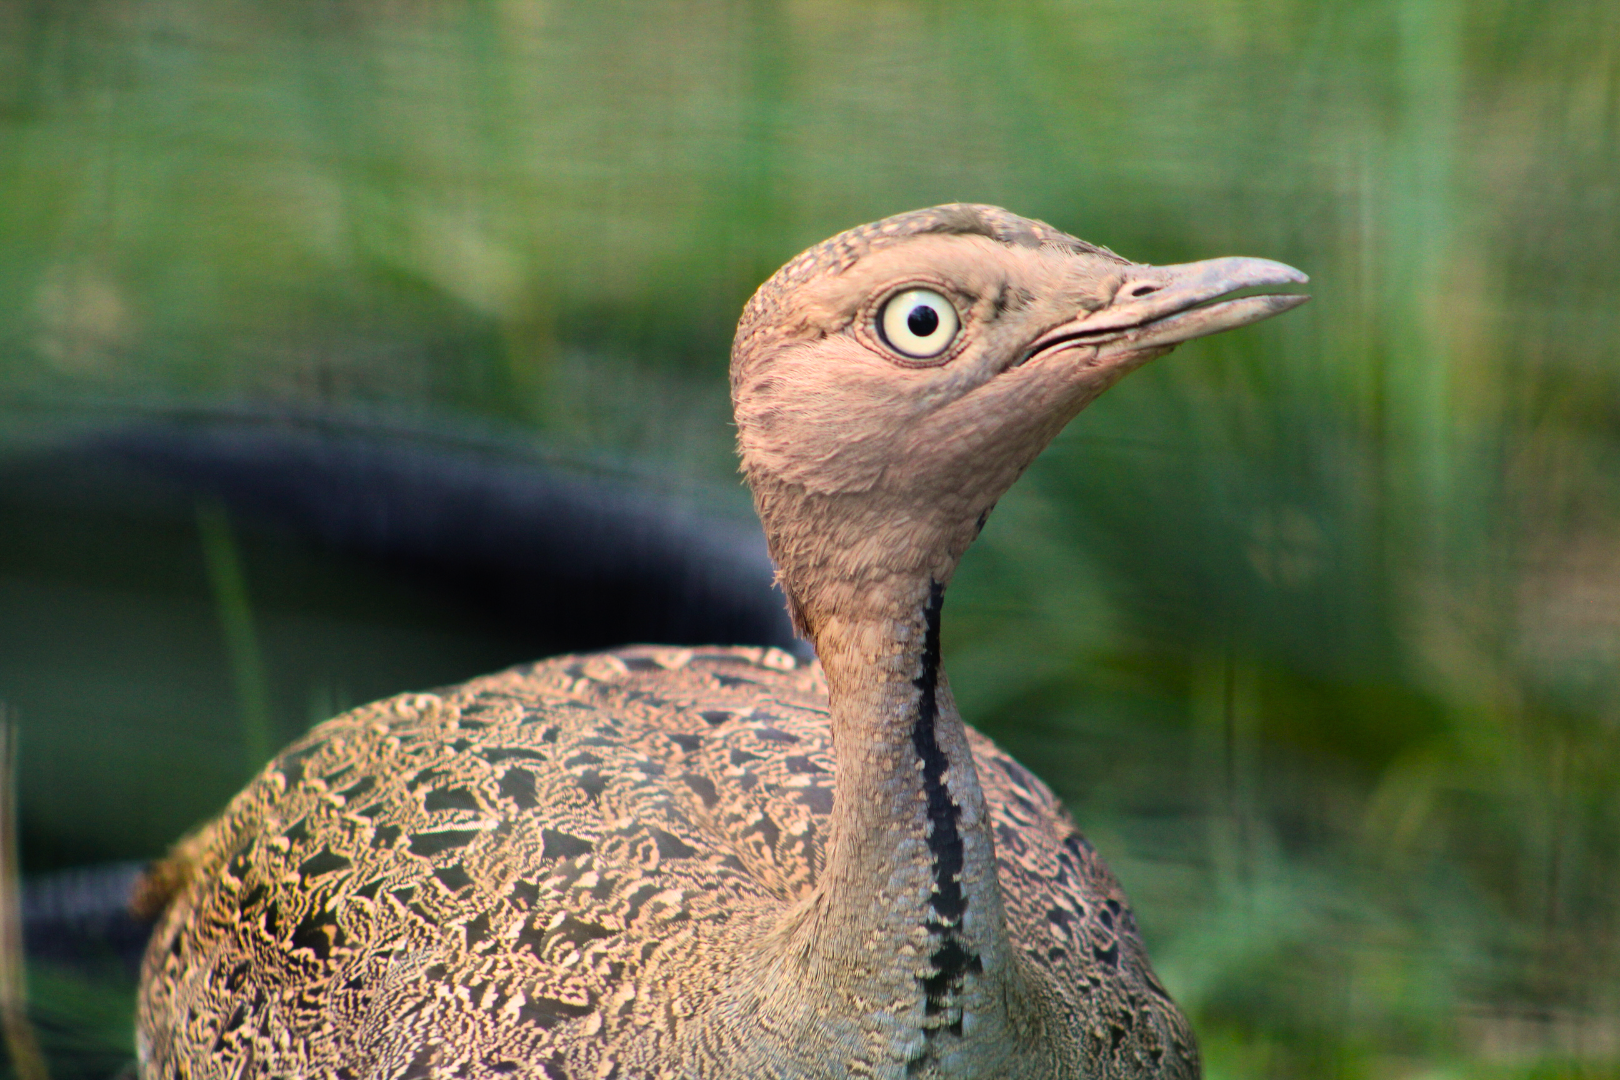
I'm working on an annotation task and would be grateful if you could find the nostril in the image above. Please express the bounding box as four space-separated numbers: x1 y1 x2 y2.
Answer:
1129 283 1160 298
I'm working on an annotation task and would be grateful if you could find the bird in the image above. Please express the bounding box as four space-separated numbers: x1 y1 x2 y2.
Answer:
133 204 1308 1080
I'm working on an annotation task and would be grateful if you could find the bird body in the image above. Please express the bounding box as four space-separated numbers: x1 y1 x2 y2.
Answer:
137 205 1307 1079
138 645 1186 1078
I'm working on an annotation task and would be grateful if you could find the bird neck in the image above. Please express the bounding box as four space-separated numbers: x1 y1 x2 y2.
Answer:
770 574 1026 1069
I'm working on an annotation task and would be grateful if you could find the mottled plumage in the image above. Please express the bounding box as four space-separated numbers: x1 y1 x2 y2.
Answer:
138 646 1187 1077
138 204 1307 1079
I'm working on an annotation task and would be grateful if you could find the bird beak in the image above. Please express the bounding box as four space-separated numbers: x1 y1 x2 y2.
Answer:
1023 256 1309 366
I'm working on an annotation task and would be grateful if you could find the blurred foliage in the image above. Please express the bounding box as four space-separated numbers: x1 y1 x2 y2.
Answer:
2 0 1619 1076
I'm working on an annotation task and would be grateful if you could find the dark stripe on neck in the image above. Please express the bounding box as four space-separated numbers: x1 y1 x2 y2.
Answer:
909 580 981 1031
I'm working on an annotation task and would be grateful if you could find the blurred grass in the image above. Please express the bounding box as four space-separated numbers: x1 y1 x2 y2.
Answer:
2 0 1619 1075
194 500 273 772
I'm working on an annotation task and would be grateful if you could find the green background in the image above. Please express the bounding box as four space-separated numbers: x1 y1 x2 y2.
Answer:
3 0 1619 1076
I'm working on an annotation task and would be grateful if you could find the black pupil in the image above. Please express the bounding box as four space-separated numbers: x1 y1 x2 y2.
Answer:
906 304 940 338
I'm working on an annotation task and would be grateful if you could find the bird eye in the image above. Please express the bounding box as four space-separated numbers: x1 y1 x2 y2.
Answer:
878 288 960 359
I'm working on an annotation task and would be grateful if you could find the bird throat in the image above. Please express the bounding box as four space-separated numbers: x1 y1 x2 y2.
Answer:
781 575 1018 1073
909 581 984 1028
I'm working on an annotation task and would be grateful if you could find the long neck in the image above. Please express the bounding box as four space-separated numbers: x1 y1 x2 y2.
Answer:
765 574 1027 1074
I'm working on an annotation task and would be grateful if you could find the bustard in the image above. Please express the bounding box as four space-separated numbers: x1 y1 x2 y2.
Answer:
136 204 1308 1079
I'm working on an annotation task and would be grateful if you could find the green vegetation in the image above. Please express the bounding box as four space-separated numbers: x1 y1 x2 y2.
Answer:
2 0 1618 1075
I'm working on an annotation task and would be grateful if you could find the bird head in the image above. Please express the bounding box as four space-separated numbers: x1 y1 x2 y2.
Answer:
732 204 1308 639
